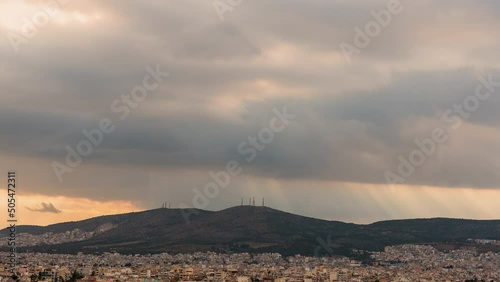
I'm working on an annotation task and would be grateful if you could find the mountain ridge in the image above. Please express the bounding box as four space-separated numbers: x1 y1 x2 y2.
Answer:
4 206 500 257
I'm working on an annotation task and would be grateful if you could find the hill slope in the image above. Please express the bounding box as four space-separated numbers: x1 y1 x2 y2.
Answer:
3 207 500 256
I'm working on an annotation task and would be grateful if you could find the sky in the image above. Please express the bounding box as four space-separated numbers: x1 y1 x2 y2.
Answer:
2 0 500 226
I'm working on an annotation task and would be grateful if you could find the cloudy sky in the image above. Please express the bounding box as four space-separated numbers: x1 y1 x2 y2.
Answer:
2 0 500 226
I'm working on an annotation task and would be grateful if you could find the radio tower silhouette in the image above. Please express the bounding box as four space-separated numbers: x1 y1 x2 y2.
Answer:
252 197 255 206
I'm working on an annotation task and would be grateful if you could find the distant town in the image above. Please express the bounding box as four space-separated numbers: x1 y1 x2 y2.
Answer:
1 244 498 282
0 226 116 248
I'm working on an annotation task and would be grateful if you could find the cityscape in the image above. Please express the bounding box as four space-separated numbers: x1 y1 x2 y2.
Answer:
1 206 500 281
1 244 499 281
2 0 500 281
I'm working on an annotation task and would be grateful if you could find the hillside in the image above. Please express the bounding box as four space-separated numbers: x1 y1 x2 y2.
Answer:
2 206 500 256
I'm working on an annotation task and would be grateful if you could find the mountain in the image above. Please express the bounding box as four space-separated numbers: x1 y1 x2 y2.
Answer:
3 206 500 257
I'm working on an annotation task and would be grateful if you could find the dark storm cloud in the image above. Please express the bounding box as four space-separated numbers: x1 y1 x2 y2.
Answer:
1 0 500 209
2 68 500 189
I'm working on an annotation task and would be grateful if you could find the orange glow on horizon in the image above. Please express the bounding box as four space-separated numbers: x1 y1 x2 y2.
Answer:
19 194 141 227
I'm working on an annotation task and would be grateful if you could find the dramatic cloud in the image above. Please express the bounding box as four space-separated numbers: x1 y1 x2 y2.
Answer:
1 0 500 224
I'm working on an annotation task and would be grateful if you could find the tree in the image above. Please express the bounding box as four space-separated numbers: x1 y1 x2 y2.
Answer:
68 270 84 282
